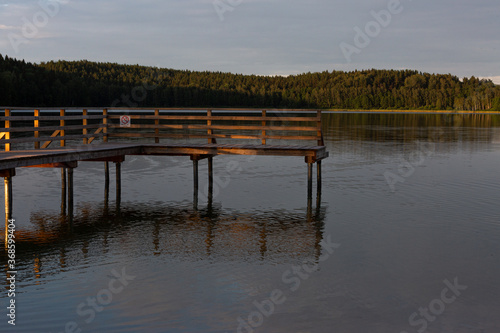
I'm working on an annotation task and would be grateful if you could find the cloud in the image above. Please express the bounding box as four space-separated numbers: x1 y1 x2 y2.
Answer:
0 24 16 30
0 0 498 80
480 76 500 85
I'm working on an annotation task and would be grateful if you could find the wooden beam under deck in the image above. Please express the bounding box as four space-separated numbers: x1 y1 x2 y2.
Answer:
23 161 78 169
0 142 328 172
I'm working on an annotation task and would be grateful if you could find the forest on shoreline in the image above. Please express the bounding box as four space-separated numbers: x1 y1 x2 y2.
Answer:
1 54 499 111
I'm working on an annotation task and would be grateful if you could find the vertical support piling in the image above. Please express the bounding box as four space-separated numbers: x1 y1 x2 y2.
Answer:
67 168 74 224
115 161 121 207
192 157 199 210
104 161 110 206
317 160 322 193
307 163 313 198
208 157 213 204
61 168 67 214
316 161 322 213
307 162 313 219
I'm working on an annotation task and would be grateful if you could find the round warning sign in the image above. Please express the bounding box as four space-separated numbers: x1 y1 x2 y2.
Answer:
120 115 131 127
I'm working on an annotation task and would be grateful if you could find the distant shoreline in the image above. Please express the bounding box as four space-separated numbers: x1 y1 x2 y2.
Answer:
323 109 500 114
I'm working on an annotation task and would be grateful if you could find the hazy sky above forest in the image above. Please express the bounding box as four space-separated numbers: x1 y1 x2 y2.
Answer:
0 0 499 83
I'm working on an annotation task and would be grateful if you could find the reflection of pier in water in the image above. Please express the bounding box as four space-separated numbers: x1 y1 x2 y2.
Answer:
1 181 325 287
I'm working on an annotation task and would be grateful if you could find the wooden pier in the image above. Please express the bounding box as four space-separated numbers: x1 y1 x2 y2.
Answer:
1 108 329 232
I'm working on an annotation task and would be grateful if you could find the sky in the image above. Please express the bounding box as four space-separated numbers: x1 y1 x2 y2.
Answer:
0 0 499 83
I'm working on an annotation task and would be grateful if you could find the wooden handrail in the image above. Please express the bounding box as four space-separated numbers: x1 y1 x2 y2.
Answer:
107 115 320 122
0 108 325 151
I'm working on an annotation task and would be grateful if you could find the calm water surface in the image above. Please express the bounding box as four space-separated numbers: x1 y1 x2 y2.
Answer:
1 113 500 332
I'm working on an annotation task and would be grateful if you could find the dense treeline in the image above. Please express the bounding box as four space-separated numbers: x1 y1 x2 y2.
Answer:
1 54 499 110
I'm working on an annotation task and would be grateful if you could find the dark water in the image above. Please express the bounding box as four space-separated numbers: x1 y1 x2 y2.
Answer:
1 113 500 332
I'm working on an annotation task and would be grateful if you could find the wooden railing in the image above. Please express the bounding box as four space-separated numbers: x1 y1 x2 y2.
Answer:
0 109 107 152
0 108 325 151
107 109 324 146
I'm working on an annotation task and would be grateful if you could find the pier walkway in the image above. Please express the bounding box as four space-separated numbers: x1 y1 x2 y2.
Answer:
1 108 329 227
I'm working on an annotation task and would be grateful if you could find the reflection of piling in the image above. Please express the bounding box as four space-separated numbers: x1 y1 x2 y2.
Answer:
4 175 13 221
4 170 14 246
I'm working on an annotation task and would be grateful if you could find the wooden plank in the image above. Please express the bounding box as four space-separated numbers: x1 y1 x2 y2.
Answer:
107 124 318 132
0 115 106 121
0 145 142 170
24 161 78 169
82 156 125 163
88 127 104 144
0 132 106 145
108 115 319 122
108 133 317 140
0 124 105 133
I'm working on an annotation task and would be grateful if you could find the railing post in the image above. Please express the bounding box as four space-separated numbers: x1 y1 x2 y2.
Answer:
5 109 11 152
317 110 324 146
155 109 160 144
34 109 40 149
60 109 65 147
262 110 267 145
67 167 73 218
82 109 88 144
103 108 108 143
207 109 216 144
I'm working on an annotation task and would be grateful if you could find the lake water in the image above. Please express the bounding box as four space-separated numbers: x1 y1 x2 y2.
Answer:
1 112 500 332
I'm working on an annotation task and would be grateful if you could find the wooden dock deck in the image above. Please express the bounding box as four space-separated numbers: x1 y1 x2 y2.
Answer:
1 108 329 229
